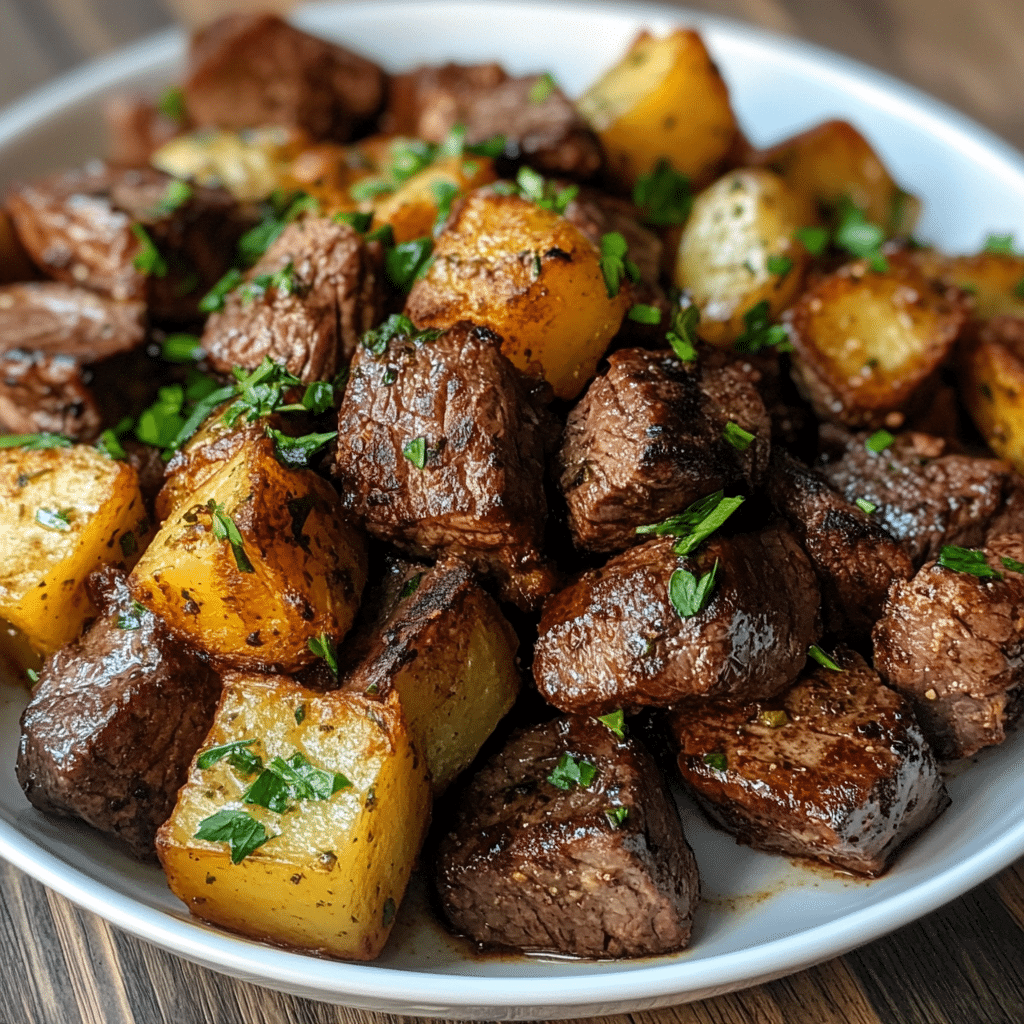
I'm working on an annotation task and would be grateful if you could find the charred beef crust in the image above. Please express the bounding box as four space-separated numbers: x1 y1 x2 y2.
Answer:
533 527 821 715
0 350 102 439
184 14 385 142
818 427 1018 568
766 448 913 637
201 217 382 381
383 63 603 179
668 649 949 876
333 320 554 610
435 715 699 958
16 566 221 860
559 348 770 552
872 534 1024 760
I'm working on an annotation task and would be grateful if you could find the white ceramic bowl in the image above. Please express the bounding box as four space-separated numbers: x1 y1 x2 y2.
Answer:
2 2 1024 1017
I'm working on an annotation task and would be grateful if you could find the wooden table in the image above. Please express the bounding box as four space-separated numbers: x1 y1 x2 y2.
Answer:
3 1 1024 1022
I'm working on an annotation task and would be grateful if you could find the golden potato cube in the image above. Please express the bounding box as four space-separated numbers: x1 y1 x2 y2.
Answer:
130 435 367 671
405 190 630 399
157 675 431 960
577 29 738 191
754 119 920 233
675 168 813 347
0 445 151 655
344 557 520 794
931 252 1024 320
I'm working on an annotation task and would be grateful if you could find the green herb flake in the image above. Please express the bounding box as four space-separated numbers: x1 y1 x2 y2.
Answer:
627 303 662 325
595 709 626 739
26 668 39 684
430 179 460 233
513 166 578 216
605 806 629 829
350 177 395 203
636 490 745 555
0 432 71 450
865 429 895 454
766 254 793 277
757 709 789 728
938 545 1003 580
115 600 149 631
244 751 351 812
528 71 557 103
302 380 334 414
599 231 640 298
666 305 700 362
855 497 877 515
403 436 428 470
400 572 424 600
208 499 254 574
546 753 598 791
834 200 888 271
702 751 728 771
158 333 202 365
294 704 307 725
152 179 193 217
795 225 829 256
308 633 339 675
334 210 374 233
669 560 719 619
157 86 187 125
131 223 168 277
198 267 243 313
983 232 1016 255
733 299 791 353
808 644 843 671
466 134 506 159
385 236 435 292
96 428 127 460
194 808 269 864
197 738 263 775
722 421 755 451
1013 277 1024 300
35 507 71 532
389 138 438 183
268 427 336 468
632 158 692 227
119 531 137 557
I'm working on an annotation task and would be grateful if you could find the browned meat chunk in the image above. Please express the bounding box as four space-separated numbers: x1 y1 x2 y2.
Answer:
0 350 101 439
334 319 554 609
104 94 185 167
184 14 385 142
559 347 769 552
767 449 913 637
872 534 1024 759
201 218 382 381
16 566 221 860
384 63 602 179
668 649 949 876
435 715 698 957
819 427 1018 567
7 162 245 322
533 526 820 715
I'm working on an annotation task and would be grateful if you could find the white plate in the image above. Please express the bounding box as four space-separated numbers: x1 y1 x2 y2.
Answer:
3 1 1024 1018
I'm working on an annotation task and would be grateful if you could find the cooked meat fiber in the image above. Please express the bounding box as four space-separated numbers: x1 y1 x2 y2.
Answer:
436 715 699 958
201 218 382 381
0 350 102 439
767 448 913 637
819 427 1018 567
16 566 221 860
334 320 554 610
559 347 770 552
873 534 1024 760
533 526 821 716
384 63 603 179
184 14 385 142
668 648 949 876
7 162 245 322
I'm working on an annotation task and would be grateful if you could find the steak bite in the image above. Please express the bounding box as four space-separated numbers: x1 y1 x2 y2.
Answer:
767 448 913 637
872 533 1024 760
435 715 699 958
183 14 385 142
668 648 949 876
0 350 102 439
200 217 382 381
818 427 1018 568
384 63 603 179
334 318 554 610
533 526 820 716
16 566 221 860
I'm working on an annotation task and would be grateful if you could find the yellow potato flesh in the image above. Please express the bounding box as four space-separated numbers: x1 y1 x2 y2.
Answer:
961 337 1024 474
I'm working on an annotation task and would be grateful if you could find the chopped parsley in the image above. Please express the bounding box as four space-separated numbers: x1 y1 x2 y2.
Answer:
834 200 888 271
238 260 304 305
605 806 629 829
152 179 193 217
403 436 428 469
157 86 187 125
267 427 336 468
389 138 438 184
161 332 204 363
808 644 843 671
96 419 130 460
400 572 424 600
361 314 441 356
795 225 829 256
666 304 700 362
865 429 895 453
855 497 877 515
131 223 168 277
983 232 1016 255
627 303 662 325
197 738 263 775
385 236 434 291
599 231 640 298
430 179 461 233
244 751 351 813
194 808 269 864
350 176 395 203
702 751 728 771
733 299 791 354
636 490 744 555
513 166 578 216
135 384 188 449
294 705 307 725
1014 277 1024 299
766 254 793 277
528 72 557 103
722 421 755 451
0 432 71 450
35 507 71 532
595 709 626 739
308 633 339 675
632 159 692 227
198 267 244 313
1001 555 1024 574
546 753 598 791
237 190 319 267
208 499 254 574
938 545 1003 580
334 210 374 233
669 560 719 618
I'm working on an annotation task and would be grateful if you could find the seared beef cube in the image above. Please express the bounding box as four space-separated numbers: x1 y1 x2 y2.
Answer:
533 526 820 715
767 449 913 637
819 427 1017 567
201 217 382 381
334 320 554 609
7 162 245 322
872 534 1024 759
559 348 769 552
384 63 602 179
104 93 185 167
435 715 698 958
668 649 949 876
184 14 385 142
16 566 221 860
0 350 101 439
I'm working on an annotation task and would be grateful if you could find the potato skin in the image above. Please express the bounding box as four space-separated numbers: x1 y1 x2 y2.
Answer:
918 251 1024 320
130 435 367 671
675 168 812 347
157 676 431 960
577 29 738 191
786 253 967 429
405 190 629 399
0 445 151 654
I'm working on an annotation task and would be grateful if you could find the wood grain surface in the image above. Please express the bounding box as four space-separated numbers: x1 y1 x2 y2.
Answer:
2 2 1024 1023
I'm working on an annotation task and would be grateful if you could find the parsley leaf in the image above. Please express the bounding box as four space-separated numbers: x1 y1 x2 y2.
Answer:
834 200 888 271
403 436 428 469
702 751 728 771
938 545 1003 579
161 332 204 363
0 432 71 450
350 177 395 203
599 231 640 298
865 429 895 453
308 633 338 675
152 179 192 217
513 166 578 215
666 305 700 362
595 709 626 739
733 299 791 353
236 191 318 267
855 497 877 514
400 572 424 599
115 599 149 631
808 644 843 671
194 808 269 864
1001 555 1024 574
983 232 1016 255
795 225 829 255
385 236 434 291
632 158 692 227
208 499 254 574
546 753 598 790
157 86 187 125
131 224 167 277
430 179 460 233
605 806 629 829
135 384 186 448
198 267 243 313
529 72 557 103
766 254 793 277
627 303 662 325
722 421 755 451
389 138 438 184
244 751 351 812
636 490 744 555
334 210 374 233
669 560 719 618
267 427 336 468
96 427 128 460
197 738 263 775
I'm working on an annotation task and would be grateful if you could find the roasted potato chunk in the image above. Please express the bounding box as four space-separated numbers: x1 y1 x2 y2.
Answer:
920 251 1024 320
0 445 151 655
675 168 812 347
405 190 630 399
754 119 919 234
577 29 738 191
786 254 967 428
130 435 367 671
157 675 431 960
343 557 520 794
